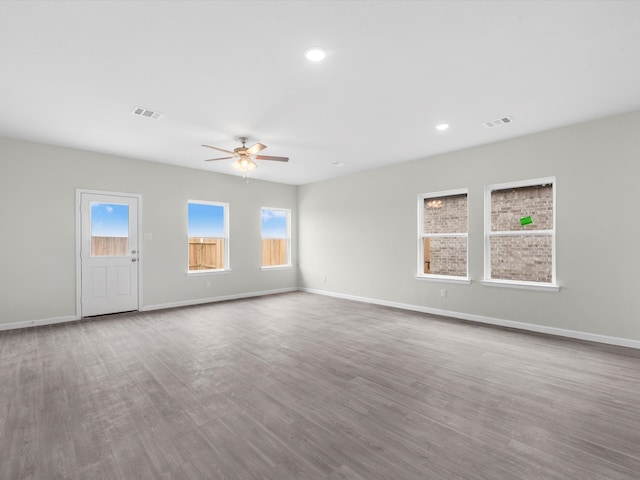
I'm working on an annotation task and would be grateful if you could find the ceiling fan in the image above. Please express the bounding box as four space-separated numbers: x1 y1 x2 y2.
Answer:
202 136 289 172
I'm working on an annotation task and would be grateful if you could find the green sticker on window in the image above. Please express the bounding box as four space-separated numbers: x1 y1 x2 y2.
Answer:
520 215 533 225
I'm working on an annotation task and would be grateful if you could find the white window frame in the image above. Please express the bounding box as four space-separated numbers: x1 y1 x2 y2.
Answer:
483 177 558 291
261 207 291 270
187 200 230 274
416 188 470 284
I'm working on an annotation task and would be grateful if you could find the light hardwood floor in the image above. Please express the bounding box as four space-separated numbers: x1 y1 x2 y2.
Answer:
1 292 640 479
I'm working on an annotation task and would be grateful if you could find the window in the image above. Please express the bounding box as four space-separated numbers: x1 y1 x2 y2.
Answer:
484 178 556 289
187 201 229 272
261 207 290 268
418 189 468 280
90 202 129 256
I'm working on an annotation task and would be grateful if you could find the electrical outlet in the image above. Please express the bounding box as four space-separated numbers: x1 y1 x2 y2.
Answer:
205 280 211 287
323 275 327 283
440 289 447 298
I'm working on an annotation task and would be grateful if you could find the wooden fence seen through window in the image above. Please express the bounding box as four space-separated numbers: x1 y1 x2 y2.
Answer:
189 237 225 270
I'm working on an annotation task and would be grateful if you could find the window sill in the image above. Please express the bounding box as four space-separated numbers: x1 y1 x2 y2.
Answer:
415 275 471 285
187 269 231 276
261 265 292 271
481 279 559 292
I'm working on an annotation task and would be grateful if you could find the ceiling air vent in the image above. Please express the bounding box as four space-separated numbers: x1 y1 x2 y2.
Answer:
131 106 164 120
483 116 513 128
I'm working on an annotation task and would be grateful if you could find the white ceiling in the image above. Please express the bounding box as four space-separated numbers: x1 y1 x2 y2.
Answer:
1 1 639 185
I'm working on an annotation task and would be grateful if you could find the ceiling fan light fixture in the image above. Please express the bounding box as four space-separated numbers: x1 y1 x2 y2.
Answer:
232 157 257 172
305 47 326 62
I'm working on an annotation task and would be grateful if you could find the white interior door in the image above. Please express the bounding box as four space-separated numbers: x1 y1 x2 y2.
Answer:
80 193 139 316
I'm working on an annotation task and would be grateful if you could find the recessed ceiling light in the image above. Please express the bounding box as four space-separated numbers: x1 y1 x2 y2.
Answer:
435 123 449 131
305 47 326 62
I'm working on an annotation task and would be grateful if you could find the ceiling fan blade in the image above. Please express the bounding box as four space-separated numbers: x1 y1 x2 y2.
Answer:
202 144 235 155
204 156 234 162
246 143 267 155
255 155 289 162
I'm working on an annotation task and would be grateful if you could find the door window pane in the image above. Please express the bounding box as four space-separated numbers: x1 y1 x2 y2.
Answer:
91 203 129 256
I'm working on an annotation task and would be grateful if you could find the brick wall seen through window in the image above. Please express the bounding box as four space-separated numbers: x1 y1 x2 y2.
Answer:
420 191 468 278
488 182 554 284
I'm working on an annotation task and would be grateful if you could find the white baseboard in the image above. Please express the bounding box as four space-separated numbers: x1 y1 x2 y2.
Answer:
140 287 298 312
5 288 638 351
0 314 81 332
300 288 640 350
0 288 297 331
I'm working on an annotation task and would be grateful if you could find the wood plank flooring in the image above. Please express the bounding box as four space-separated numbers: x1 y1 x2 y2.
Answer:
1 292 640 479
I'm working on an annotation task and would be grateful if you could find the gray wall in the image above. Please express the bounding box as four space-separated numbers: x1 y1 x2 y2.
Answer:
2 110 640 343
0 137 297 326
298 111 640 342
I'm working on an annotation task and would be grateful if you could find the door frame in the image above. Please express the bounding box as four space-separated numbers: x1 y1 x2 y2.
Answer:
75 188 143 318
